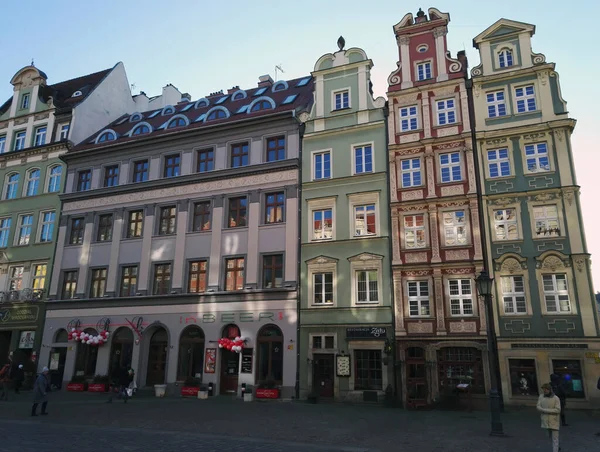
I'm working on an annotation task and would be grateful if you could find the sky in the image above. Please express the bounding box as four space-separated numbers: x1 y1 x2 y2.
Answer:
2 0 598 290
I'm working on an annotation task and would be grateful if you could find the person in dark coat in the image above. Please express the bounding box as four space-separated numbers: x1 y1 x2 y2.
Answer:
0 358 12 401
106 366 133 404
11 364 24 394
32 367 50 416
550 373 568 426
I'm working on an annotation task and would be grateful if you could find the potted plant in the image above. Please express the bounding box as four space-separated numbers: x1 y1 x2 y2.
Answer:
88 374 110 392
255 379 280 399
67 375 87 392
243 385 253 402
180 377 201 397
197 383 209 400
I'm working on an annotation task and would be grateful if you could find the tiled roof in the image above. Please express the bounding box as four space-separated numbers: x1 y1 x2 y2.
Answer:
73 76 314 152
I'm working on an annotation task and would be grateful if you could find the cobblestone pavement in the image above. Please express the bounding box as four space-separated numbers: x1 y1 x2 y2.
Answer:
0 392 599 451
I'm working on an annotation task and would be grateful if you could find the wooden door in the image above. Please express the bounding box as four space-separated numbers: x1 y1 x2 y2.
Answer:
313 353 334 398
146 329 168 386
406 347 427 408
220 349 239 394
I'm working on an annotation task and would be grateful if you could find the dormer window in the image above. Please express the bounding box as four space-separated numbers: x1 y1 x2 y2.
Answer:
499 49 513 68
132 124 150 136
250 100 273 112
167 117 187 129
272 81 288 92
130 113 143 122
232 91 246 101
71 90 83 98
207 109 227 121
417 62 432 81
161 105 175 116
21 93 30 110
333 90 349 110
195 98 210 109
97 131 117 143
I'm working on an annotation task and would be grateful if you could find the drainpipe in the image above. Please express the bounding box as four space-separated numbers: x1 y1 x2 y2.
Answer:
295 121 305 401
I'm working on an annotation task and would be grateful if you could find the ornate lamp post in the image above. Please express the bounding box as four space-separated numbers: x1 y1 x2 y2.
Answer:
475 270 504 436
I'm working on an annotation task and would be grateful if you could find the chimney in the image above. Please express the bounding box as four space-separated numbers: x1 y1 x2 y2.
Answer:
258 75 274 87
227 85 240 94
179 93 192 103
457 51 468 75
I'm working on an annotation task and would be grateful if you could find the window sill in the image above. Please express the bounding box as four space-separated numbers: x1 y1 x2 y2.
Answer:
91 240 112 245
513 110 540 118
64 243 84 248
501 313 532 317
407 316 433 320
532 236 564 241
541 312 576 317
486 175 515 182
153 234 177 238
438 180 464 185
352 234 379 239
486 114 510 121
331 107 351 113
398 185 426 190
492 239 523 245
260 222 286 228
224 226 249 231
397 128 423 135
11 243 31 248
312 177 332 182
440 244 471 249
32 241 54 246
524 170 555 177
354 302 381 306
121 236 143 242
432 122 461 130
352 171 375 176
186 230 212 235
310 303 335 308
310 238 334 242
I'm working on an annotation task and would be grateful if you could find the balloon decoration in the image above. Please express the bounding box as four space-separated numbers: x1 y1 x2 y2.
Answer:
217 336 246 353
68 328 109 346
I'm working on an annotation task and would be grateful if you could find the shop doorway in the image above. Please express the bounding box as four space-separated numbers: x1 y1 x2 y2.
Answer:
0 331 11 363
220 324 240 394
256 325 283 385
312 353 334 398
177 326 205 381
109 328 134 382
406 347 427 408
48 329 68 389
146 328 168 386
74 328 98 378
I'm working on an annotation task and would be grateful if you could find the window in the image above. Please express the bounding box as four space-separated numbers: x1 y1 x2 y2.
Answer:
400 159 422 188
133 160 149 182
262 254 283 288
228 197 247 228
487 91 507 118
25 169 40 196
192 201 211 231
127 210 143 238
443 211 467 246
90 268 107 298
103 165 119 187
196 149 214 173
400 106 418 132
39 211 55 243
354 350 383 390
158 206 176 235
449 279 473 316
439 152 462 183
515 85 536 113
312 209 333 240
499 49 513 68
32 264 47 291
356 270 379 303
552 360 585 399
14 131 26 151
354 205 376 237
62 271 78 299
230 142 249 168
69 217 85 245
354 144 373 174
34 127 47 146
487 149 511 178
404 214 426 249
21 93 30 109
525 143 550 172
225 257 244 291
312 335 335 349
177 326 206 381
132 124 150 135
59 124 70 141
97 214 113 241
543 274 571 313
437 99 456 126
5 173 19 199
265 192 284 224
334 90 349 110
188 260 207 293
251 100 272 112
438 348 484 394
313 272 333 304
0 136 5 154
502 276 527 314
167 117 186 129
313 151 331 180
97 131 116 143
75 328 99 377
17 214 33 245
47 166 62 192
120 266 138 297
0 218 11 247
9 266 24 290
533 205 560 237
207 109 227 120
266 136 285 162
163 154 180 178
417 62 432 81
77 170 91 191
408 281 430 316
493 209 518 241
153 263 172 295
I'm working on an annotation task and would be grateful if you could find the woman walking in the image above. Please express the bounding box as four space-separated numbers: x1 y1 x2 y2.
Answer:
537 382 561 452
32 367 50 416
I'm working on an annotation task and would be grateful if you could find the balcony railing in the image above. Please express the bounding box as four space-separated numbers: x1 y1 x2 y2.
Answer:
0 289 45 303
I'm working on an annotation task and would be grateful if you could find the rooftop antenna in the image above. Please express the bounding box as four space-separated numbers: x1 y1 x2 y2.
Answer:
131 83 137 92
275 64 285 81
31 58 35 67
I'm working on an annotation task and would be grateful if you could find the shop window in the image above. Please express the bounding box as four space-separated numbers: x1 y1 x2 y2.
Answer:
508 359 539 396
74 328 98 377
177 326 205 380
354 349 383 390
437 347 484 394
108 327 133 381
552 360 585 398
256 325 283 384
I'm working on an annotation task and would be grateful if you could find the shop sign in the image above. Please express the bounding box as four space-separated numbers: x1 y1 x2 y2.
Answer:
49 353 60 371
241 349 253 374
204 348 216 374
346 327 388 339
0 306 39 324
511 343 588 349
19 331 35 349
179 311 285 325
584 352 600 363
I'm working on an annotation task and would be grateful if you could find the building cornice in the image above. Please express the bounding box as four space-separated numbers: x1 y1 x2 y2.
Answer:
473 62 556 85
474 119 576 140
311 59 373 78
303 119 385 140
387 77 466 99
0 142 68 164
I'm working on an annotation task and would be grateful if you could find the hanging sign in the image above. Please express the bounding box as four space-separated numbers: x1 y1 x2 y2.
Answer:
19 331 35 349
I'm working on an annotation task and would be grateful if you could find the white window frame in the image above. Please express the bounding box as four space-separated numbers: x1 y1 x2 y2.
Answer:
21 93 30 110
349 192 380 239
46 165 62 193
524 142 550 173
312 208 333 241
353 205 377 237
416 61 432 81
309 333 337 350
8 266 25 291
4 172 19 200
307 257 337 308
514 85 537 113
533 205 560 238
487 148 511 178
0 217 11 248
498 49 514 68
14 131 26 151
312 149 332 181
404 214 427 249
25 168 40 197
59 124 70 141
355 270 380 304
332 88 350 111
407 280 430 317
439 152 462 183
442 210 468 247
34 126 47 146
448 279 474 316
501 275 527 315
542 274 571 314
486 90 507 118
349 253 383 307
313 272 334 305
493 208 519 241
16 214 33 246
399 105 419 132
308 197 336 241
400 158 422 188
353 142 374 175
436 99 457 126
38 210 55 243
0 135 6 154
32 263 47 291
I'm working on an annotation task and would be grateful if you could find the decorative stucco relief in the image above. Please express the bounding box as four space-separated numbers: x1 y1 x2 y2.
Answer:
437 126 459 138
402 189 424 201
399 133 420 144
404 252 428 264
573 256 586 273
499 257 527 274
445 249 470 261
441 185 464 197
449 321 477 333
407 322 433 334
532 52 547 65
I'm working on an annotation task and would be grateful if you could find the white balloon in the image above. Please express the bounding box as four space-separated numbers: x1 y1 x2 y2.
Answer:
71 328 76 332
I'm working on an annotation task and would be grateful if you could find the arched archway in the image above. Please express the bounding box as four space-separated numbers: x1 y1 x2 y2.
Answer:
48 328 69 389
146 327 168 386
256 325 283 384
109 328 134 381
74 328 98 378
54 329 68 343
177 326 205 380
220 324 240 394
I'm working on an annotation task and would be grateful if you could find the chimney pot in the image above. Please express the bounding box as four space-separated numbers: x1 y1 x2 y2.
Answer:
258 75 274 87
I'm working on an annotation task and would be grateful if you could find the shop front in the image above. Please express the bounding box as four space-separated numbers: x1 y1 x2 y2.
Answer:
39 300 297 398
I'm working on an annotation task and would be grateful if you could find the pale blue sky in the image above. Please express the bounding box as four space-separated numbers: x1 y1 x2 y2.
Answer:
3 0 599 289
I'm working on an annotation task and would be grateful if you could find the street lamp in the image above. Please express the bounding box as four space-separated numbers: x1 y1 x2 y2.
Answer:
475 270 504 437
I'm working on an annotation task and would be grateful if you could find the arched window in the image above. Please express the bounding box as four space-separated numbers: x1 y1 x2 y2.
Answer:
161 105 175 116
272 81 288 92
177 326 205 380
54 329 68 343
4 173 19 200
47 165 62 193
195 98 209 109
499 49 513 68
109 327 134 381
130 112 143 122
25 169 40 197
206 109 228 121
231 90 246 101
256 325 283 384
251 100 273 112
71 90 83 97
167 117 187 129
147 328 169 385
74 328 99 378
132 124 150 136
97 131 116 143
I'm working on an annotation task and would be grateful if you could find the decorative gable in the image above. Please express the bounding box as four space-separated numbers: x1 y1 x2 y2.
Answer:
306 255 338 265
473 19 535 46
347 252 384 263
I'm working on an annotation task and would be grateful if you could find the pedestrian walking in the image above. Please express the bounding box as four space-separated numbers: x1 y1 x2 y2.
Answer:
537 382 561 452
0 358 12 401
31 367 51 416
550 373 568 426
12 364 24 394
106 365 133 403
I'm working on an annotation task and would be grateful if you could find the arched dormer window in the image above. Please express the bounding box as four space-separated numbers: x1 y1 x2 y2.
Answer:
205 107 229 121
25 168 40 197
161 105 176 116
47 165 62 193
132 123 151 136
96 130 117 144
498 48 513 68
249 96 276 113
130 112 143 122
231 90 247 101
194 98 209 109
272 80 288 92
167 115 189 129
71 90 83 97
4 173 19 200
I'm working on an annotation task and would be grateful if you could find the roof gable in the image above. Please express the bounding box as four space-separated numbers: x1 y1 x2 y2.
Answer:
473 19 535 46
